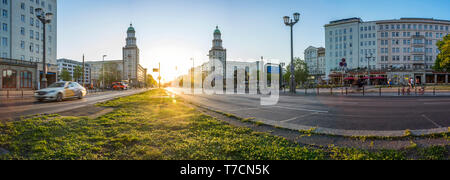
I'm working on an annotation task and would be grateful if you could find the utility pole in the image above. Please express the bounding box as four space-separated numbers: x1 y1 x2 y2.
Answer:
365 53 373 86
102 55 107 90
158 62 161 89
82 54 85 87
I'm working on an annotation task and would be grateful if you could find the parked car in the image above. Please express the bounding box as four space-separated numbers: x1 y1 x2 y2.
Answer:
34 81 87 102
112 82 128 90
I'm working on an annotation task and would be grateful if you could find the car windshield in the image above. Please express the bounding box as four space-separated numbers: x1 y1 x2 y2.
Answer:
48 82 66 88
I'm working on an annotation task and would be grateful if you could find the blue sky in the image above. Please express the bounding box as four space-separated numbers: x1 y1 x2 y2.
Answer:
57 0 450 81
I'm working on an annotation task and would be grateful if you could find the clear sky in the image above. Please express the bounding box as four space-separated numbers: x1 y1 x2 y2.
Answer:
57 0 450 82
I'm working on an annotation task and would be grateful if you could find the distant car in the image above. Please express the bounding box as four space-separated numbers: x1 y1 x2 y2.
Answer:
112 82 128 90
34 81 87 102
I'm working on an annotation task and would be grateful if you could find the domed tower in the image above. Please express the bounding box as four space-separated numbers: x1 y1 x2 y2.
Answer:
208 26 227 80
126 24 137 47
212 26 223 49
123 24 140 86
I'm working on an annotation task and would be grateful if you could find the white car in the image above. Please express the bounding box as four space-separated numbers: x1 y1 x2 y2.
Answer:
35 82 87 102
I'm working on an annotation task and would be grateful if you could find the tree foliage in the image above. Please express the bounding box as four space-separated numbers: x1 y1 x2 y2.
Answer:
99 63 122 87
283 57 309 87
146 74 158 88
59 69 72 81
73 65 84 82
434 34 450 72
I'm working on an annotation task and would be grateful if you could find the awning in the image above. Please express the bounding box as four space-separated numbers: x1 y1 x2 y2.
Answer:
344 77 355 80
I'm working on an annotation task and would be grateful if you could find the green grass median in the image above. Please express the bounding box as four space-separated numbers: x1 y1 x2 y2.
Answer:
0 89 447 160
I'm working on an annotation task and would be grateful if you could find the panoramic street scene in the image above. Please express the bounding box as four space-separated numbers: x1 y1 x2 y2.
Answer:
0 0 449 173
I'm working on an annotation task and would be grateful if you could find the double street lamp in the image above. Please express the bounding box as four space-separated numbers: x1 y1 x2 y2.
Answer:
283 12 300 94
365 53 373 86
35 8 53 89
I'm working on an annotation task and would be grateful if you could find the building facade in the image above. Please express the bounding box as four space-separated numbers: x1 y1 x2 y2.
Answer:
325 17 450 84
0 0 57 90
304 46 326 81
123 24 145 87
57 58 91 85
86 60 123 88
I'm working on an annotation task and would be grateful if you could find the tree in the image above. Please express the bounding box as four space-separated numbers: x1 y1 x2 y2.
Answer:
146 74 157 88
283 57 309 87
434 34 450 72
73 65 83 82
59 69 72 81
99 62 122 87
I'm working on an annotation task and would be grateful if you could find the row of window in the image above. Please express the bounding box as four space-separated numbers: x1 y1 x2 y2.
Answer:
379 24 449 31
380 31 446 38
2 69 32 88
380 47 439 54
20 0 53 13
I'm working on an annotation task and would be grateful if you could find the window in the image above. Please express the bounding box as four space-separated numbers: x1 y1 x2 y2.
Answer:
2 69 17 89
21 15 25 23
2 23 7 32
1 37 7 47
20 41 25 49
21 71 32 88
2 9 7 18
20 27 25 35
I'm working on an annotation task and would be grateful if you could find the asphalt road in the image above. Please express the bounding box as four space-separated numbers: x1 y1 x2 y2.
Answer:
177 92 450 131
0 89 146 121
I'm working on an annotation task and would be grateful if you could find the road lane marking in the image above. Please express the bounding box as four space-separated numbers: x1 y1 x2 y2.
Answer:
280 113 318 123
270 105 328 113
421 114 442 128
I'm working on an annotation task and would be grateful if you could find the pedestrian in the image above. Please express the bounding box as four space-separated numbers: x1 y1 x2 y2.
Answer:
388 79 392 88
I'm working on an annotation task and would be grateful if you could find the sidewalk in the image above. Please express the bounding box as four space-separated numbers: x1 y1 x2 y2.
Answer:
281 86 450 97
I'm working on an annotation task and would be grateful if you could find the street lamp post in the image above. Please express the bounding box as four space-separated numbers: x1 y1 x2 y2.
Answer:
365 53 373 86
102 55 107 90
35 8 53 89
283 12 300 94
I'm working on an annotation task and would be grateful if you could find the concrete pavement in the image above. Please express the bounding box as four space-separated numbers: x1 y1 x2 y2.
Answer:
175 91 450 137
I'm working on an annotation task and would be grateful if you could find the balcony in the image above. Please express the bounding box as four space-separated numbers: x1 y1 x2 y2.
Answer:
0 58 37 68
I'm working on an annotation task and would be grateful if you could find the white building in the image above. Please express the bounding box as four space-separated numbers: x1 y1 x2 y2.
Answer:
325 18 450 84
0 0 57 90
57 58 91 85
304 46 326 81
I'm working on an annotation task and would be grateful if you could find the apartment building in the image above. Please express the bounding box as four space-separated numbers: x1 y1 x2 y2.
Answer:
0 0 57 90
325 17 450 84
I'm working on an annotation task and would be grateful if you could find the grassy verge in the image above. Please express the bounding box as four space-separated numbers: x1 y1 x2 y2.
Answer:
0 89 447 160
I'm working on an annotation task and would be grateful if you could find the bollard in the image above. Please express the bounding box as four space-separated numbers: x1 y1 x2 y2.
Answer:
363 86 365 96
398 88 400 96
415 88 417 96
346 87 348 96
379 87 382 96
433 86 436 96
305 88 307 95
